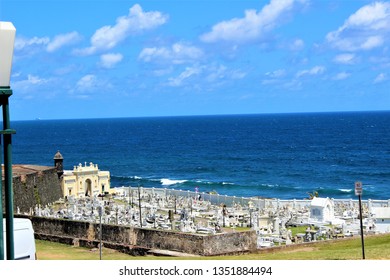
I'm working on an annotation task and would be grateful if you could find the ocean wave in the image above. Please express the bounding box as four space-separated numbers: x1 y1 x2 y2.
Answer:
338 189 353 193
160 178 188 186
313 186 378 198
262 184 278 188
111 175 144 180
112 175 235 188
110 174 383 199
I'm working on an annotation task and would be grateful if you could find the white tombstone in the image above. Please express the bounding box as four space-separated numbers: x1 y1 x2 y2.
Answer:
273 217 280 234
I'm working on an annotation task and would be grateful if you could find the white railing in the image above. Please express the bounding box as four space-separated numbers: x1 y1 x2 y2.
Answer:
113 186 390 210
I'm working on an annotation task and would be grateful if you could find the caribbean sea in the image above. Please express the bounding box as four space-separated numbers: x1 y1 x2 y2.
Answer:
11 111 390 200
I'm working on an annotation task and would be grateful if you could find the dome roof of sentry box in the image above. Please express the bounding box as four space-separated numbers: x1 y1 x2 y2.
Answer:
53 150 63 160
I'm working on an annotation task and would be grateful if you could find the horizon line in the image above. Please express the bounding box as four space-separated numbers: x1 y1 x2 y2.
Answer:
11 109 390 122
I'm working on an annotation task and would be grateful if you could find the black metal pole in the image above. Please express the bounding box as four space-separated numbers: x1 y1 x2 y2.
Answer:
138 186 142 227
0 133 3 260
358 194 365 259
99 209 102 260
131 189 133 208
174 195 177 214
222 205 226 227
1 90 15 260
250 210 252 228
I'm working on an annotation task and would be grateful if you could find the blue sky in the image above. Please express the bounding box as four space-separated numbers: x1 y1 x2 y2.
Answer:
1 0 390 120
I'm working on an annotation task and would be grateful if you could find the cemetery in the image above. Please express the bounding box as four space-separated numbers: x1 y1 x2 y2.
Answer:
16 186 390 256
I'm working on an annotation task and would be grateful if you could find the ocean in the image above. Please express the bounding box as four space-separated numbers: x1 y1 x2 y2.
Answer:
11 111 390 200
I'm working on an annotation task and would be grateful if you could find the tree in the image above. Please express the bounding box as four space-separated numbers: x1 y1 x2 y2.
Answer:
307 191 319 200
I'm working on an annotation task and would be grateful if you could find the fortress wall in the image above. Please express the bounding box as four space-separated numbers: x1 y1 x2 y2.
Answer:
18 215 257 256
2 166 62 213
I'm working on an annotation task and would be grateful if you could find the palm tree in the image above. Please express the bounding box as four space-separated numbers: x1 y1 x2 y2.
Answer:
307 191 319 200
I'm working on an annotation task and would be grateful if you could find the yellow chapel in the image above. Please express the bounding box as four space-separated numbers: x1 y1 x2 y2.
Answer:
61 162 111 198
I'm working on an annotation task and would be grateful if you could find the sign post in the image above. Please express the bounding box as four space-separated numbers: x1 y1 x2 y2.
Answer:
98 206 103 260
355 181 365 259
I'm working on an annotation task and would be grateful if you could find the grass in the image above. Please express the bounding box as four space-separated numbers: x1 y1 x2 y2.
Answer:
288 225 308 236
36 233 390 260
35 240 141 260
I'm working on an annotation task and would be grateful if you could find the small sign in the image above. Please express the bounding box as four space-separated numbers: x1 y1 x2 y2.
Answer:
355 181 363 196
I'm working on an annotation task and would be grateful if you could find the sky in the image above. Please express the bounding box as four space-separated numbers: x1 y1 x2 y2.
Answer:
1 0 390 120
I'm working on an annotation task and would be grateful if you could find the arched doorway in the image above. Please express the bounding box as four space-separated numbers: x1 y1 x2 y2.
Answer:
85 179 92 197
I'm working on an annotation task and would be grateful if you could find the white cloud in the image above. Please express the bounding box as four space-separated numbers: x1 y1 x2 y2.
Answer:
262 69 287 85
139 43 203 64
11 72 21 78
153 67 174 76
326 2 390 51
200 0 307 43
360 36 384 50
167 66 202 87
15 32 81 54
333 53 356 64
14 36 50 51
12 74 49 92
100 53 124 68
296 66 325 77
75 4 168 55
166 63 246 88
75 74 98 92
70 74 113 96
347 2 390 29
139 47 168 62
374 73 388 83
290 38 305 51
205 64 247 82
46 32 82 52
265 69 287 78
230 70 247 80
205 64 226 81
26 74 46 85
333 72 351 80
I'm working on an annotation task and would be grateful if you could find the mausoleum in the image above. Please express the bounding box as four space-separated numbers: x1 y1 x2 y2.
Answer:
309 197 345 226
371 207 390 233
61 162 111 198
309 197 335 224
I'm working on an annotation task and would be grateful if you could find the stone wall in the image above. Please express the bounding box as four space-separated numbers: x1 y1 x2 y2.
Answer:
2 166 63 213
135 229 256 255
22 215 257 256
202 231 256 255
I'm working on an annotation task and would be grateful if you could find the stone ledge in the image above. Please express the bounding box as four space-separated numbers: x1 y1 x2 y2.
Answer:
148 249 199 257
